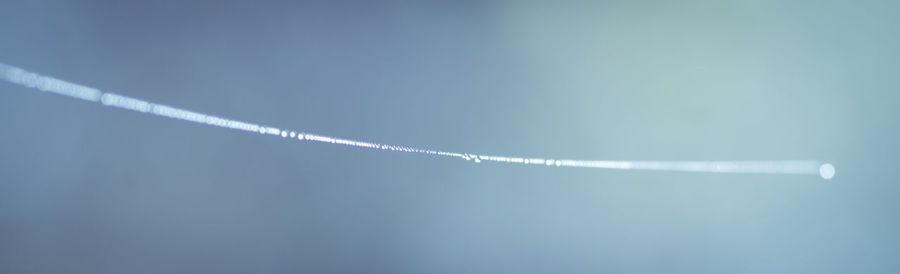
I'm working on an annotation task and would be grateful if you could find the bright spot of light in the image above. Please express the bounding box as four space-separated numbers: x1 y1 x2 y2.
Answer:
820 163 836 180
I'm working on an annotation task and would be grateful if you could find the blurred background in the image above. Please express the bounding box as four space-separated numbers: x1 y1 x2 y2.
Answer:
1 1 898 273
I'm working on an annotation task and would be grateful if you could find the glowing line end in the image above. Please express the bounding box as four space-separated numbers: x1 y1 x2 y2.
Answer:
819 163 835 180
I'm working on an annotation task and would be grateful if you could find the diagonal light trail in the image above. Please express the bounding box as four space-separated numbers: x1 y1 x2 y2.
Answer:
0 62 836 180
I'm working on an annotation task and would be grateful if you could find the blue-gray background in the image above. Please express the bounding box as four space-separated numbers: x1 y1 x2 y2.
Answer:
1 1 898 273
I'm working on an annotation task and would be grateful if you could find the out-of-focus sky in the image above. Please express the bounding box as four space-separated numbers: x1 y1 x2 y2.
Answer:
1 1 898 273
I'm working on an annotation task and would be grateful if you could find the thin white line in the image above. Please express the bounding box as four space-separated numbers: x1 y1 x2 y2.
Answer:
0 62 836 180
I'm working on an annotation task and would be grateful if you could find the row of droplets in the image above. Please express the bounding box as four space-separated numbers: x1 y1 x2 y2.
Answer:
0 62 834 179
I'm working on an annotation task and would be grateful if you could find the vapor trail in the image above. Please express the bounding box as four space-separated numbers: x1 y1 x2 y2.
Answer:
0 62 835 180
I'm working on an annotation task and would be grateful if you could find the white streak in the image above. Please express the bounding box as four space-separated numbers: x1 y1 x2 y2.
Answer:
0 63 101 102
0 62 835 180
